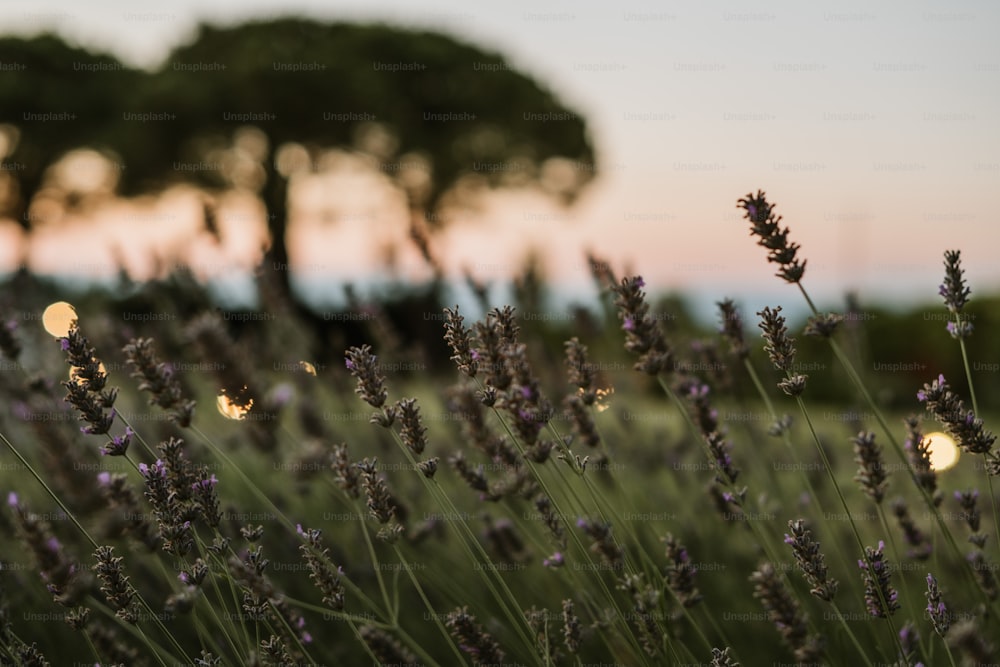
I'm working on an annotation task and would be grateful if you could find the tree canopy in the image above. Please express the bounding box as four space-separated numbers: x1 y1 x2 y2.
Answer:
3 19 595 216
1 18 597 306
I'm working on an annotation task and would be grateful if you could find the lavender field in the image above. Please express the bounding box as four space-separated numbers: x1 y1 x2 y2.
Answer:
1 191 998 666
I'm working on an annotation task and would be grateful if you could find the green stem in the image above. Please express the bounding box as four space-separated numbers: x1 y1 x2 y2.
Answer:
956 323 979 416
829 602 875 667
358 511 394 625
392 545 466 667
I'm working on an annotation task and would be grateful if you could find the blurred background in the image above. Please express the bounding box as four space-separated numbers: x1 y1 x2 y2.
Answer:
1 0 998 323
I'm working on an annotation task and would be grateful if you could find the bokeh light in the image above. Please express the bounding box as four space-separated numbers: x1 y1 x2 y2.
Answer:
217 392 253 420
42 301 76 337
925 432 960 472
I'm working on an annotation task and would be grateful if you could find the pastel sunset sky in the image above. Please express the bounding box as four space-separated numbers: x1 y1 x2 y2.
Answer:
2 0 997 319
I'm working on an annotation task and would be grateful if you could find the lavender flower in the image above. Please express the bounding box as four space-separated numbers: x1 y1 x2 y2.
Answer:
940 250 971 314
482 516 529 564
918 374 995 455
344 344 388 409
757 306 807 395
853 431 888 504
564 337 598 404
260 635 294 665
191 468 221 528
98 471 161 551
139 458 192 556
577 518 624 571
784 519 838 601
803 312 843 338
586 250 618 290
8 493 86 606
678 380 740 486
449 451 491 496
946 619 994 665
612 276 672 375
750 562 821 662
925 573 950 636
395 397 427 455
60 322 110 394
12 643 49 665
123 337 195 427
443 306 477 377
717 299 750 360
617 573 662 657
92 546 138 624
737 190 807 283
355 459 396 524
502 342 553 446
663 533 702 607
535 494 567 552
100 427 132 457
330 443 361 499
680 379 719 436
711 647 740 667
898 621 920 666
954 489 982 542
473 311 513 392
968 551 999 600
446 606 505 666
704 431 740 486
564 394 601 449
891 499 932 560
416 457 439 479
179 560 209 588
63 382 116 436
492 305 520 345
358 626 417 666
543 552 564 568
858 541 900 618
298 526 345 611
562 599 581 654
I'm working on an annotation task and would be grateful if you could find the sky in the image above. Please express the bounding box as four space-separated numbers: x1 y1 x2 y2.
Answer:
1 0 998 320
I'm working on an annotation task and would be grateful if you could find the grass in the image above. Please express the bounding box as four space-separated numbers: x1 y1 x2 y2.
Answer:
0 190 997 666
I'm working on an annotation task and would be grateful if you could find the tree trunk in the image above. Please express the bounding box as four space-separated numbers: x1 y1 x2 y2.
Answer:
259 153 293 309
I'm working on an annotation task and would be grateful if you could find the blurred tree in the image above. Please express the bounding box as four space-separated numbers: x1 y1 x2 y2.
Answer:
0 35 140 225
1 19 596 310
